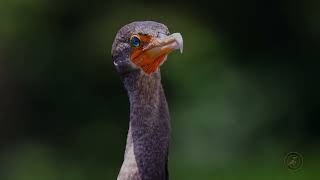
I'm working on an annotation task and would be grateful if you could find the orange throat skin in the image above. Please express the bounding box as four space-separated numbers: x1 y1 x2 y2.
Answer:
129 33 183 74
131 51 168 74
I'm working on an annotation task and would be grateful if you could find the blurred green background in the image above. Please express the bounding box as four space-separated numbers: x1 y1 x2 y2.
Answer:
0 0 319 179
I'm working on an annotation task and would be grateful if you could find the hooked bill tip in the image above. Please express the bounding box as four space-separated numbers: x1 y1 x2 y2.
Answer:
171 33 183 53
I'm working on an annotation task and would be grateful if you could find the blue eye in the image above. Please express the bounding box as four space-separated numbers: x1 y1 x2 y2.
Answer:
130 35 141 47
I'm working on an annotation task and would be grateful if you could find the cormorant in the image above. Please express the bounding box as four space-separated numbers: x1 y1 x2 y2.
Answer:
111 21 183 180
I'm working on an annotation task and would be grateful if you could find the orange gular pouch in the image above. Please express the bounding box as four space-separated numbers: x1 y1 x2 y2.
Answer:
130 34 168 74
131 50 167 74
129 32 184 74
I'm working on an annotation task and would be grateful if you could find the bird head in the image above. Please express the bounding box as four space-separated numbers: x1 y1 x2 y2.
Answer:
111 21 183 75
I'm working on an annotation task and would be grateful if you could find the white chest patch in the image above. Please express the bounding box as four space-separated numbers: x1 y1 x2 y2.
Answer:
117 131 140 180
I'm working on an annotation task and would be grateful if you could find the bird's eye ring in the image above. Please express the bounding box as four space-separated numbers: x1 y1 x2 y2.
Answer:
129 35 141 47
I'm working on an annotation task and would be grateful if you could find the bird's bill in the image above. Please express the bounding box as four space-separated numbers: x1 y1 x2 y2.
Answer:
131 33 183 74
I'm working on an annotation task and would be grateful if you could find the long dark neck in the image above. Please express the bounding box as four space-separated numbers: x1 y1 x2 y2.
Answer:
118 71 171 180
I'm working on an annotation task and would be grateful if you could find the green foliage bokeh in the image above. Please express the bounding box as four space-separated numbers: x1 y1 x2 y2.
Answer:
0 0 319 179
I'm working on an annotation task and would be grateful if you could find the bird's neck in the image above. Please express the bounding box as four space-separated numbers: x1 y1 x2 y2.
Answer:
119 71 170 180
